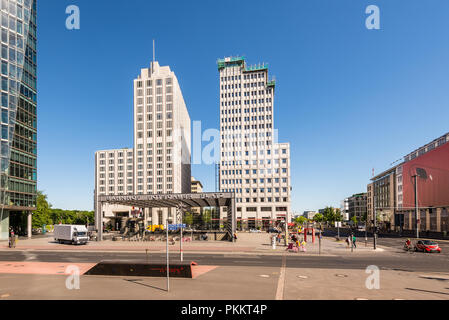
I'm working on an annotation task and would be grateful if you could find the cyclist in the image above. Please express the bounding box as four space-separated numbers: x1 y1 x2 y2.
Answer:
404 238 412 250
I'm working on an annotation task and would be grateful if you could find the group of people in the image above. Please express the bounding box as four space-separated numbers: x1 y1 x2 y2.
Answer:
345 234 357 248
289 233 306 252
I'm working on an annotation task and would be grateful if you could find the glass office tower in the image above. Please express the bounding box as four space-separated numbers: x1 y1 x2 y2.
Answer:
0 0 37 240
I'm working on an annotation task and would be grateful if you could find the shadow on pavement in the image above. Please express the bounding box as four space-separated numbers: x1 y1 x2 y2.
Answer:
124 278 167 292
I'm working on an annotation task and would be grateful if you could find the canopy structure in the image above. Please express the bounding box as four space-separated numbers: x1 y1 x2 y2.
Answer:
96 192 236 242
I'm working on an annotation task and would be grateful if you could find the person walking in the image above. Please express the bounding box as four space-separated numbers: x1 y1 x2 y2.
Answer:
346 235 351 248
352 234 357 249
9 228 15 248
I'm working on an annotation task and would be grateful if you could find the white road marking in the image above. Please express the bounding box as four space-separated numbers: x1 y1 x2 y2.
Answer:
275 254 286 300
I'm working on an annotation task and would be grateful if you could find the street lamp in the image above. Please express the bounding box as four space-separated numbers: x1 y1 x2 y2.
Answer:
412 168 428 240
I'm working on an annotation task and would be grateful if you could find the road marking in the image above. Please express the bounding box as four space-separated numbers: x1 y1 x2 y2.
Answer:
275 254 286 300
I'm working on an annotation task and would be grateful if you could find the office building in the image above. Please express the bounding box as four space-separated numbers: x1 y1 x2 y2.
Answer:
347 193 367 222
367 132 449 234
0 0 37 240
94 148 134 231
217 56 291 231
191 177 203 194
94 60 191 228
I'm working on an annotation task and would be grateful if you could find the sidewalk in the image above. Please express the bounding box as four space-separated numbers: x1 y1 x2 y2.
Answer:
0 232 386 255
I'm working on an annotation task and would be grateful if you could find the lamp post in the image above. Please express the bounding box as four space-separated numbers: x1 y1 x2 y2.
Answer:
413 168 428 240
373 183 377 250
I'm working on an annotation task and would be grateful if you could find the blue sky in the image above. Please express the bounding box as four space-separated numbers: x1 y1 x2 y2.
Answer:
37 0 449 212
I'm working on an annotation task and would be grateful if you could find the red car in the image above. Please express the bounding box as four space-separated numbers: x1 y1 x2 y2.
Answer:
414 240 441 253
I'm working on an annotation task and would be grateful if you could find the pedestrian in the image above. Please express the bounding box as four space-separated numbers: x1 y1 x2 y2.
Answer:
352 234 357 248
346 235 351 248
9 228 15 248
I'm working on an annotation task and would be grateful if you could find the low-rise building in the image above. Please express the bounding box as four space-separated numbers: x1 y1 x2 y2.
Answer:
347 193 368 223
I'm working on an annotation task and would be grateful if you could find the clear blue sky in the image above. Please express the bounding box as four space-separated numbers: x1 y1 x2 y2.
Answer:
37 0 449 212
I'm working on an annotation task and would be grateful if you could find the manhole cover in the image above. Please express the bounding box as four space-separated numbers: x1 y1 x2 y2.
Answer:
336 274 348 278
259 275 270 278
297 275 308 279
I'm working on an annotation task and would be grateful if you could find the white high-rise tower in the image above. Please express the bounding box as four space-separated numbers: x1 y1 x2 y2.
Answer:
218 57 291 230
95 60 191 228
133 61 191 224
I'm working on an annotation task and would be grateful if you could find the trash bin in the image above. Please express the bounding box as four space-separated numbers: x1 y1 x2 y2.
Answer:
42 225 46 234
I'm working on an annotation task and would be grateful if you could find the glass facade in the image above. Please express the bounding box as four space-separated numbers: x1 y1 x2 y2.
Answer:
0 0 37 239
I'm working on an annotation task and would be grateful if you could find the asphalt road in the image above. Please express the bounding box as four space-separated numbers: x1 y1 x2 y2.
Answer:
324 230 449 256
1 249 448 272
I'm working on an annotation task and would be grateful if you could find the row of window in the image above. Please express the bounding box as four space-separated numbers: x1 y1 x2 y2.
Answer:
220 72 266 82
222 115 273 123
220 154 289 166
222 99 273 107
136 103 173 114
222 185 289 193
234 197 289 204
222 164 288 176
98 151 133 159
222 175 289 185
6 190 35 208
221 107 272 115
221 124 273 131
136 78 172 88
136 86 173 97
136 95 172 105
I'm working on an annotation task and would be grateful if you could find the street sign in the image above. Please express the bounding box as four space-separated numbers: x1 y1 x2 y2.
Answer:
168 224 186 230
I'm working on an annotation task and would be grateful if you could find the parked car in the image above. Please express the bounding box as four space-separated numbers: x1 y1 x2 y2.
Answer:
268 228 281 233
249 229 262 233
414 240 441 253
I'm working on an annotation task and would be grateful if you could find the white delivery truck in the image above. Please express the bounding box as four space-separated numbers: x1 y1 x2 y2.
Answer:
54 225 89 245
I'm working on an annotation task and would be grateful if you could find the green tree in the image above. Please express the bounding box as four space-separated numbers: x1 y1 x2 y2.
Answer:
294 216 308 225
335 208 343 222
313 213 324 222
323 207 336 222
203 209 212 229
32 191 52 228
351 216 358 225
183 211 194 226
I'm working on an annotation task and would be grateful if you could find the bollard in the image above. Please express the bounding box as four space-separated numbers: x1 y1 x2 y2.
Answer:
272 235 276 250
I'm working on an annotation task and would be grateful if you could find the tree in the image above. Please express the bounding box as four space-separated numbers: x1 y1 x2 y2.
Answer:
351 216 358 225
32 191 52 228
294 216 308 225
335 208 343 222
183 211 194 226
313 213 324 222
323 207 336 223
203 209 212 229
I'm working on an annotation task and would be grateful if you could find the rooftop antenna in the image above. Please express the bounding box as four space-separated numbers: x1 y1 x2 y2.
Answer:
152 39 155 73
